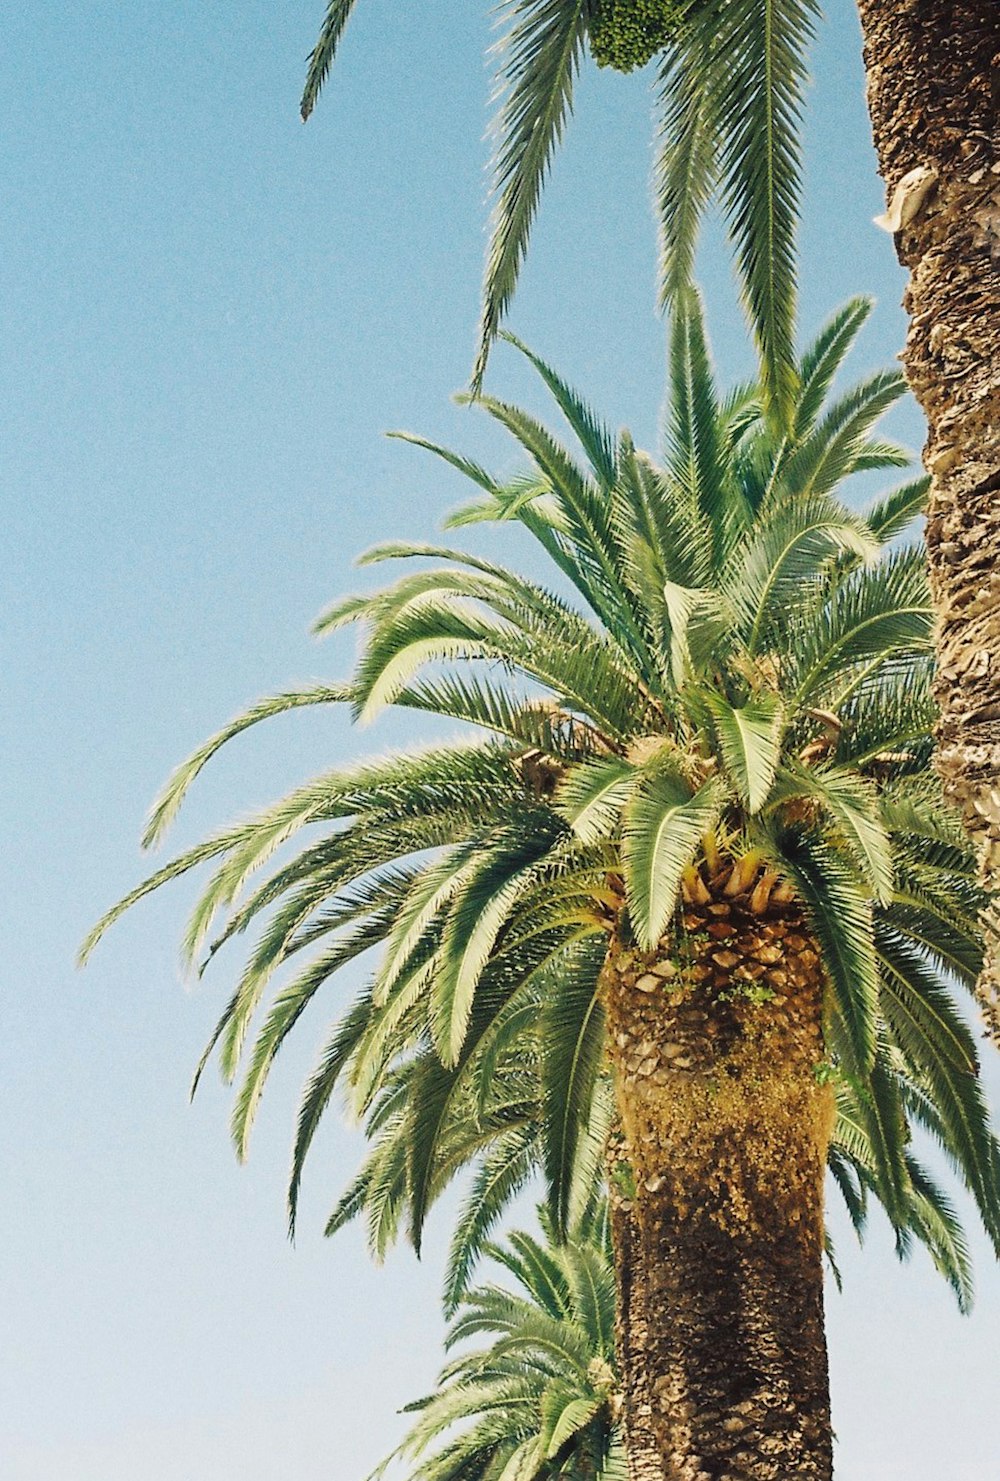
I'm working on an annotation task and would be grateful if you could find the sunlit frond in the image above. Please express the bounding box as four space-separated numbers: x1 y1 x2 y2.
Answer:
86 319 1000 1313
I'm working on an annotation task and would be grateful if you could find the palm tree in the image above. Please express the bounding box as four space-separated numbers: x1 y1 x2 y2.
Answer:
853 3 1000 1039
370 1201 623 1481
83 298 1000 1478
300 4 1000 966
299 0 815 418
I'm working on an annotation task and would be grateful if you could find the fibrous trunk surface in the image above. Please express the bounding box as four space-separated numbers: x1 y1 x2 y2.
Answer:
603 867 833 1480
610 1167 675 1481
855 0 1000 1033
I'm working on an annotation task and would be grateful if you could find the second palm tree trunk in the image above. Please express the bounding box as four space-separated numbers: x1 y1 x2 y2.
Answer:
855 1 1000 1033
603 866 834 1479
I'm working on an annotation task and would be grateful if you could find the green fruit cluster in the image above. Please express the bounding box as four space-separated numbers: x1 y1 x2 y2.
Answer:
588 0 682 73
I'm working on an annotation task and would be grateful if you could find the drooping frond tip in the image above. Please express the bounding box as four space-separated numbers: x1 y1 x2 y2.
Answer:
473 0 590 393
300 0 361 121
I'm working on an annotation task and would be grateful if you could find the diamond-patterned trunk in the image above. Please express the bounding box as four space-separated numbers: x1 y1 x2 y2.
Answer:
602 867 834 1480
854 0 1000 1033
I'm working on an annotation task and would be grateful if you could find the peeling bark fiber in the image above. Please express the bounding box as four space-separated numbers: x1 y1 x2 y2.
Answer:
856 1 1000 1029
603 868 834 1480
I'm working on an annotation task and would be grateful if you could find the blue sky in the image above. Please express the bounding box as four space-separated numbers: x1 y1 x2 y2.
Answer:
2 3 998 1478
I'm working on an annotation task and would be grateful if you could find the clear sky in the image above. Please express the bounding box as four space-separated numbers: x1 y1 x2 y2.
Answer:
2 3 997 1478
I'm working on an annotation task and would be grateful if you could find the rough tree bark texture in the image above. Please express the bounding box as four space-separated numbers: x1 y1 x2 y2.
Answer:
602 866 834 1480
855 0 1000 1034
610 1157 671 1481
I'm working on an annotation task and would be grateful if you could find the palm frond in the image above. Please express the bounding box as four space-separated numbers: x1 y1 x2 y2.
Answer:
705 690 783 813
664 286 736 560
781 369 908 500
790 546 931 705
475 0 589 390
654 21 720 309
300 0 363 121
539 941 606 1235
865 477 930 546
794 297 874 437
445 1126 540 1316
773 763 893 904
501 332 617 486
286 992 375 1236
727 493 878 654
711 0 819 423
623 775 723 949
142 686 349 849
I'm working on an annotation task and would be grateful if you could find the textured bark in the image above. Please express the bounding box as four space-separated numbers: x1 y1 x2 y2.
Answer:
603 867 834 1479
609 1134 670 1481
856 0 1000 1034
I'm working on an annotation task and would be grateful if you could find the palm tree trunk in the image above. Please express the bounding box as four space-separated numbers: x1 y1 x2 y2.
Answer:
609 1135 670 1481
855 0 1000 1031
602 869 834 1479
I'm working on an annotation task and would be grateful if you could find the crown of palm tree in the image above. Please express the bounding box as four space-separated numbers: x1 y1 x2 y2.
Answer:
300 0 816 417
82 293 1000 1312
370 1201 622 1481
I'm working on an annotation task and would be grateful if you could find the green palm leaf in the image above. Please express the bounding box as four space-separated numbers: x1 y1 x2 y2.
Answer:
300 0 362 121
445 1127 540 1316
705 690 783 813
773 763 894 904
654 25 720 309
474 0 590 390
791 546 931 705
865 477 930 545
622 775 723 949
540 942 606 1235
729 493 878 654
556 757 637 844
664 285 730 554
903 1157 975 1313
782 369 908 500
544 1394 603 1459
710 0 819 424
793 297 874 437
142 685 349 848
500 332 617 486
433 844 549 1066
